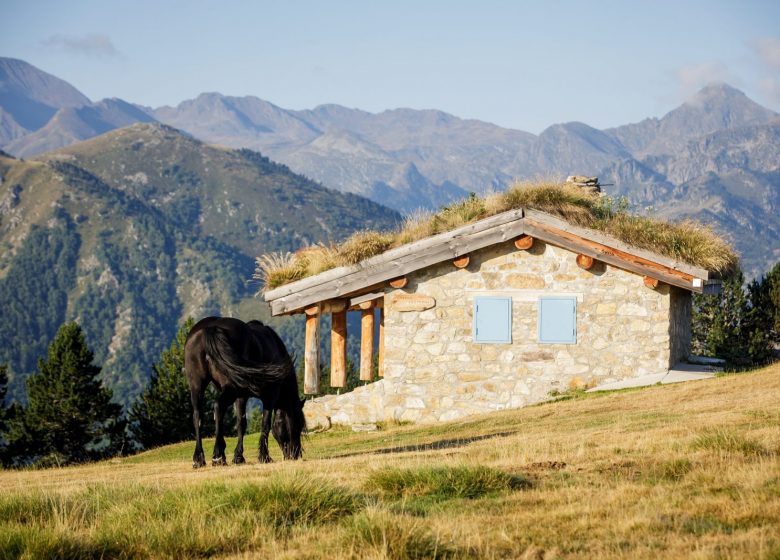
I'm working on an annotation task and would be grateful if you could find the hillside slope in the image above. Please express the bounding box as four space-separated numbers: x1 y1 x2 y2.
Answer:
0 124 400 404
1 365 778 558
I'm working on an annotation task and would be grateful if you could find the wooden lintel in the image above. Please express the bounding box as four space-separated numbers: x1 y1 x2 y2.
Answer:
453 255 470 268
576 254 595 270
306 299 346 315
330 309 347 388
388 277 408 289
643 276 660 289
514 234 534 250
359 308 375 381
303 310 320 395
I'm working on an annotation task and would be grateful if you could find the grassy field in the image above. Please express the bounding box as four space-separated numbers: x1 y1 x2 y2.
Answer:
1 364 779 559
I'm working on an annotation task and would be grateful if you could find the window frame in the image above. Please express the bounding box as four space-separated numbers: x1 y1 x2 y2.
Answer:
472 296 512 344
537 296 577 344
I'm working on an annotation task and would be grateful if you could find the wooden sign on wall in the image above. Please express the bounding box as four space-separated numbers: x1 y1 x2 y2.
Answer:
389 294 436 312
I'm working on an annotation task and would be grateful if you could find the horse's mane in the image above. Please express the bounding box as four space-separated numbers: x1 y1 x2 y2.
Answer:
202 325 295 395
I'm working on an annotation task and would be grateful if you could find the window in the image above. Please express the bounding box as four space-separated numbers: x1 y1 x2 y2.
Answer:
538 297 577 344
473 297 512 343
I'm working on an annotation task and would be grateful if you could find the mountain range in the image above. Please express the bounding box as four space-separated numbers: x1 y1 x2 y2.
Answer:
0 123 399 405
1 56 777 277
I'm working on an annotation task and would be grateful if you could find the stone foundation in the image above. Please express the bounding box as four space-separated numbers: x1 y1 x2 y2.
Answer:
304 239 690 428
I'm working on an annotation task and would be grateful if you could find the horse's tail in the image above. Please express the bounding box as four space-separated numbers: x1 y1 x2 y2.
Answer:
202 326 295 395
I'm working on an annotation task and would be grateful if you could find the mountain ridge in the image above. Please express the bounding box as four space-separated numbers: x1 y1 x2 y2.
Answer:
1 57 778 276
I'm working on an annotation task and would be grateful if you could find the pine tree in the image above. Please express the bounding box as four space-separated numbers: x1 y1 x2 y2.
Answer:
129 318 195 449
129 318 234 450
15 322 123 465
0 364 8 457
692 264 780 368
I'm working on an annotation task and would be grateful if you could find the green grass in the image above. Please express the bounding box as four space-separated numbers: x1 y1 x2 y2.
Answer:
1 363 779 559
366 465 529 500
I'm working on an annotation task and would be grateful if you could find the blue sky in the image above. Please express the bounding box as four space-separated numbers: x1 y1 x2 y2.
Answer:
2 0 779 133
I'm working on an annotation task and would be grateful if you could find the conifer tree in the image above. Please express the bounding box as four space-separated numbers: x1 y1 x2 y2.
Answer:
129 318 195 448
0 364 8 457
17 322 123 465
129 318 233 450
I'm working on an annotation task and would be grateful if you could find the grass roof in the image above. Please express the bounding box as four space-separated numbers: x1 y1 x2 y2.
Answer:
256 181 738 291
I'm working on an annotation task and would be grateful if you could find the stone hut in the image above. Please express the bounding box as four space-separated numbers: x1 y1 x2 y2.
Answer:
263 205 721 427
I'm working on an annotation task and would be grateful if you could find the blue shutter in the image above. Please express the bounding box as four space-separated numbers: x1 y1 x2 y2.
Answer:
538 297 577 344
473 297 512 343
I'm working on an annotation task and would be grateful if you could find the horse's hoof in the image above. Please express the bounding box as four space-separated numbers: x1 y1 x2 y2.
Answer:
258 456 273 464
193 460 206 469
211 457 228 467
232 456 246 465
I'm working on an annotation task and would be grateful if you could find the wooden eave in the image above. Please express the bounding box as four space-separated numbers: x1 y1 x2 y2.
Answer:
263 208 718 316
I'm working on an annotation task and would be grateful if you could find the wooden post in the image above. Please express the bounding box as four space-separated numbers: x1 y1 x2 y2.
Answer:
576 254 595 270
330 309 347 388
360 306 375 381
514 235 534 250
303 307 320 395
378 305 385 378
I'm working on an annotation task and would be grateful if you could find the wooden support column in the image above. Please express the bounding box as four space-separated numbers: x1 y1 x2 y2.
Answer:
303 306 321 395
330 309 347 388
360 306 375 381
378 305 385 378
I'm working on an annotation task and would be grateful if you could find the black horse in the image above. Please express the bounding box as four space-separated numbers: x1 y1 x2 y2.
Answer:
184 317 305 467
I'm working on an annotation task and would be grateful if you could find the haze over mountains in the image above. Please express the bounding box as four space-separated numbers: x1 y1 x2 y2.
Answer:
1 56 779 278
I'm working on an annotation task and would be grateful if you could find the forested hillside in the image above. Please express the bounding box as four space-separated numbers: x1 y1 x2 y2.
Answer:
0 124 400 405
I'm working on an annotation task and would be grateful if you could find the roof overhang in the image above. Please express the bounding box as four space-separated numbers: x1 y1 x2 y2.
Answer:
263 208 718 316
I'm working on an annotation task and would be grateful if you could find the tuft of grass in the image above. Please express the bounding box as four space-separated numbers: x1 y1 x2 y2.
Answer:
692 429 773 457
255 251 307 290
229 476 361 530
366 465 530 501
345 509 457 559
336 230 395 265
256 180 738 290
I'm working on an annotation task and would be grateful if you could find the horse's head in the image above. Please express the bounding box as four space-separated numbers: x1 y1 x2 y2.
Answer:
272 398 306 460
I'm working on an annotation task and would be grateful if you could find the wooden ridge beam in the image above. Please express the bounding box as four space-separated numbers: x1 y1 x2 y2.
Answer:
269 216 527 315
522 219 703 293
264 208 525 301
523 209 711 279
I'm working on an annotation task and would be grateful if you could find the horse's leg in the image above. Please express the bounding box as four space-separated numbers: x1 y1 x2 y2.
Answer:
258 408 273 463
232 397 247 465
211 390 234 466
191 382 206 469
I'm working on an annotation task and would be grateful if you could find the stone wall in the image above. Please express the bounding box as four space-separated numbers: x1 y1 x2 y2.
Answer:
304 239 686 428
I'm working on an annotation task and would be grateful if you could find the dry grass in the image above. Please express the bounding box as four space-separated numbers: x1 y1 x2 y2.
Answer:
256 181 739 290
1 363 778 559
